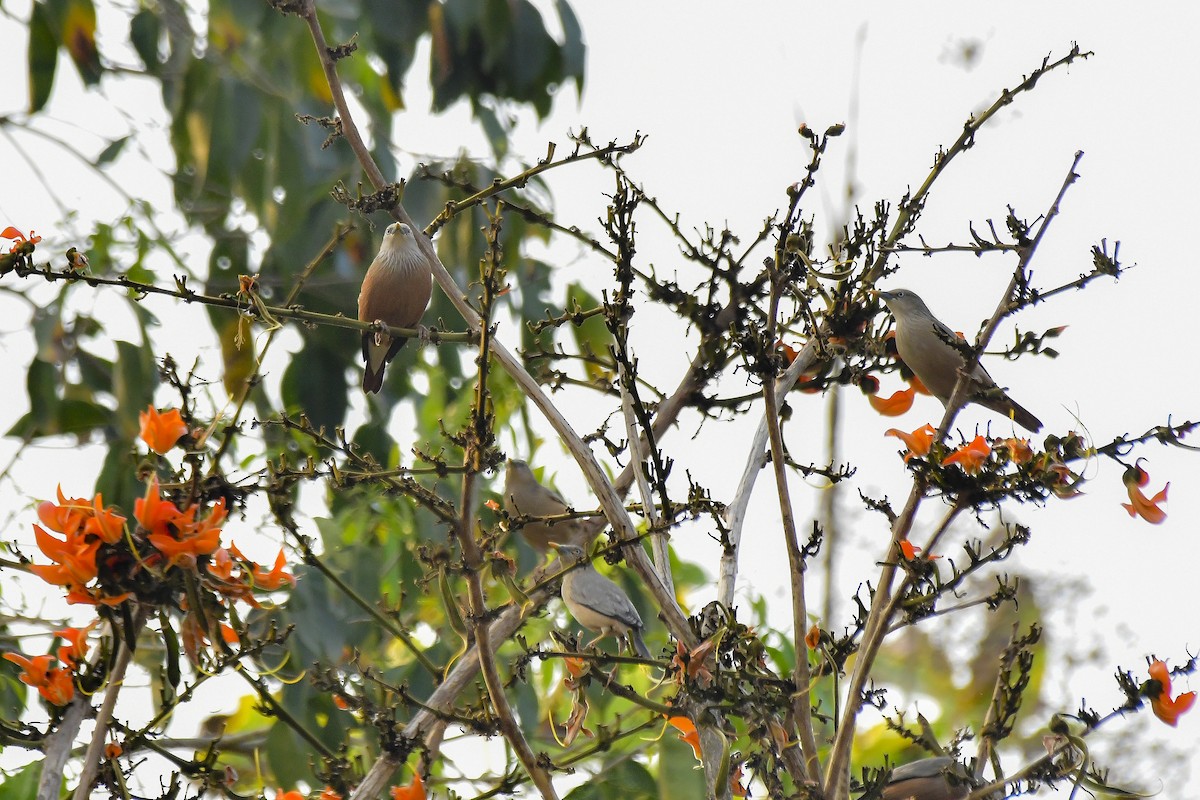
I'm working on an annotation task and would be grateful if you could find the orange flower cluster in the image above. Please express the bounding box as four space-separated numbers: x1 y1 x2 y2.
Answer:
3 651 75 706
1147 660 1195 726
24 409 297 667
29 485 131 606
1 225 42 253
3 622 93 706
137 475 226 570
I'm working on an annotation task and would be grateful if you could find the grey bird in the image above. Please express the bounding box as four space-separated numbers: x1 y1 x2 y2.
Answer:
878 288 1042 432
880 757 969 800
358 222 433 394
503 459 588 554
554 544 652 659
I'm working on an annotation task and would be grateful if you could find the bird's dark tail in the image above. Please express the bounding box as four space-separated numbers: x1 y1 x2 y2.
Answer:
629 628 652 659
981 395 1042 433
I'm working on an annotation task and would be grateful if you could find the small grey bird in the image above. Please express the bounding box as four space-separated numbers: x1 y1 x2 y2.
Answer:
878 289 1042 432
880 757 969 800
358 222 433 394
503 459 587 554
554 544 652 659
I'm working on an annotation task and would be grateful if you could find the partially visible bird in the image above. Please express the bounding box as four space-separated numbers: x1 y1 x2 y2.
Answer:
502 459 588 554
880 757 970 800
554 543 652 659
357 222 433 394
877 289 1043 432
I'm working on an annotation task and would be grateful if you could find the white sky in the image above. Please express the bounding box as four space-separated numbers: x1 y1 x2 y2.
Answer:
1 0 1197 797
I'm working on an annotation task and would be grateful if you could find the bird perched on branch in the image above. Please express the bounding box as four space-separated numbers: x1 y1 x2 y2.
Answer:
503 459 588 553
553 543 651 659
357 222 433 394
877 289 1042 432
879 757 969 800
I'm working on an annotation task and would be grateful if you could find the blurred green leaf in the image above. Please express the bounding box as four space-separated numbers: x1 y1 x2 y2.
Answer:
0 761 45 799
281 340 350 432
129 8 161 73
27 1 58 113
113 340 157 442
565 759 657 798
62 0 102 85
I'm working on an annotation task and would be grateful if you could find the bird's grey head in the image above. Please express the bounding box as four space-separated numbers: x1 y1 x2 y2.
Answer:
552 543 588 563
384 222 414 239
506 458 533 478
877 288 933 319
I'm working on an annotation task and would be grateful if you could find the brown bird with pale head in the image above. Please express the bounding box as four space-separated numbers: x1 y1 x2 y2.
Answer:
357 222 433 394
503 459 589 554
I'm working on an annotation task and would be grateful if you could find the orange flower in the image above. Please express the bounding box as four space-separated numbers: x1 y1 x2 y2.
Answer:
3 653 74 705
1000 437 1034 465
669 638 716 687
319 789 344 800
207 547 237 581
868 387 915 416
942 435 991 474
37 485 91 535
898 540 941 561
219 623 240 644
53 622 95 669
1121 464 1168 525
144 486 224 569
390 772 426 800
275 791 305 800
40 667 75 705
562 656 588 689
1 226 42 252
250 549 296 590
134 476 188 538
104 742 123 759
139 406 187 454
4 652 55 687
29 524 100 587
65 587 131 606
804 624 821 650
86 496 127 544
906 372 931 396
667 716 702 761
1147 660 1195 726
885 423 936 462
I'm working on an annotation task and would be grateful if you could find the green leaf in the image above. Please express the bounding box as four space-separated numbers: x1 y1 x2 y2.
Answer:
27 0 58 113
280 340 349 433
555 0 585 92
566 282 614 384
129 8 161 72
0 761 45 799
564 759 658 798
95 439 140 512
25 357 60 433
112 339 158 441
62 0 102 85
658 724 708 799
94 135 130 166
